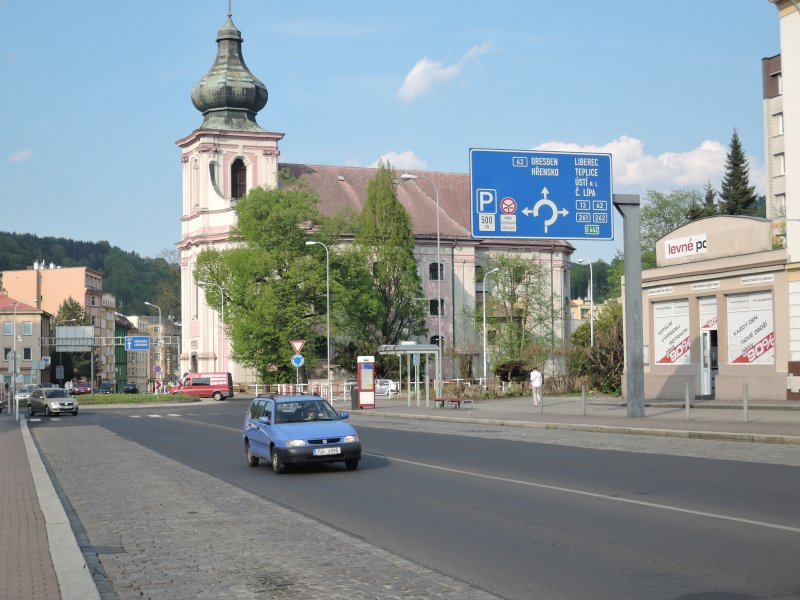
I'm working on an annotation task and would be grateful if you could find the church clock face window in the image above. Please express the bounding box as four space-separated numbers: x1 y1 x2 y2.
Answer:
231 158 247 199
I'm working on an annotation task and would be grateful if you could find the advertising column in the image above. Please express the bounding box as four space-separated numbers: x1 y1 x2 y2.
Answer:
356 355 375 408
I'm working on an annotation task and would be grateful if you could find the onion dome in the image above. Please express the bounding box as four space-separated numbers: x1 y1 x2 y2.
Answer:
191 15 268 132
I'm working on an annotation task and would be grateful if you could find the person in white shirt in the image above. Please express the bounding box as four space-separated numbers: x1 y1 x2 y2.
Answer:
530 366 543 407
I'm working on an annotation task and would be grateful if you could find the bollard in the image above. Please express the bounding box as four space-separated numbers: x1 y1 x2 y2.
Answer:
685 382 691 421
582 384 587 416
743 383 749 423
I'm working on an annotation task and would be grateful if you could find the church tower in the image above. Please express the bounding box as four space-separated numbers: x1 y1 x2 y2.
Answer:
176 9 283 379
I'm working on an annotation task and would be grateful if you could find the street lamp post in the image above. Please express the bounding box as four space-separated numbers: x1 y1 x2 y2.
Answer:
305 241 331 401
482 268 500 388
144 302 162 393
576 259 594 347
400 172 442 397
197 282 225 372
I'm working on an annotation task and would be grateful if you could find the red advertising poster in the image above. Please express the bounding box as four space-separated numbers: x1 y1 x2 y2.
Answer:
653 299 690 365
727 291 774 365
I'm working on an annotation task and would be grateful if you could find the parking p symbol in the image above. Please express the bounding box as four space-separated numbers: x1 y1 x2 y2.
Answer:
477 189 497 214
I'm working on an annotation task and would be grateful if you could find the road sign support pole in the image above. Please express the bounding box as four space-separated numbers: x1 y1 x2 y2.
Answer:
614 194 644 418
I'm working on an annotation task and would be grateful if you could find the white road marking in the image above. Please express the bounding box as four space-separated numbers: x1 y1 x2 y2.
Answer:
374 454 800 534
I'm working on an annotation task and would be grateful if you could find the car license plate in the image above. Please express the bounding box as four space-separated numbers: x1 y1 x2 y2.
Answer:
313 447 341 456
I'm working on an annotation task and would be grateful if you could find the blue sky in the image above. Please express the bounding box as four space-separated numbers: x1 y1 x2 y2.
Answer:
1 0 780 263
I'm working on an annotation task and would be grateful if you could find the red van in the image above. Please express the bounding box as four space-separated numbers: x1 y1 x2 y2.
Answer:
170 372 234 401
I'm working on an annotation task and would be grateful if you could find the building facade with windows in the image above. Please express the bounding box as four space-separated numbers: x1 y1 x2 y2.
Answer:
1 294 51 390
2 264 117 386
177 12 574 387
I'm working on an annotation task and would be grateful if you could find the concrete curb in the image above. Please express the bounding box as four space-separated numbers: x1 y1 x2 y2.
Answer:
21 419 101 600
352 410 800 446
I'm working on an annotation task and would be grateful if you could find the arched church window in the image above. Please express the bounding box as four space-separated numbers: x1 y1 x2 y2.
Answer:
231 158 247 199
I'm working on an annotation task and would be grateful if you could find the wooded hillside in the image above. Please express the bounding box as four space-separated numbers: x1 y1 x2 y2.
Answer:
0 232 180 318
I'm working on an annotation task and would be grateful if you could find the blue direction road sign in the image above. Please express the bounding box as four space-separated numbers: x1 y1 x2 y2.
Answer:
291 354 305 368
470 148 613 240
125 336 151 351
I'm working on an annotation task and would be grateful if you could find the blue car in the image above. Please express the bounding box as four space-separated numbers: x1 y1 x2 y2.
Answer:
243 394 361 474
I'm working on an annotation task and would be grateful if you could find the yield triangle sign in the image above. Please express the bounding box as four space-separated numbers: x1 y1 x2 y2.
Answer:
290 340 305 354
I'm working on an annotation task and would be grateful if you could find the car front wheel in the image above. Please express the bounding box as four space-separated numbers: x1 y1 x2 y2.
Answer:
45 406 52 417
28 404 34 417
213 392 223 401
245 441 259 467
72 409 78 416
345 458 359 471
271 447 285 474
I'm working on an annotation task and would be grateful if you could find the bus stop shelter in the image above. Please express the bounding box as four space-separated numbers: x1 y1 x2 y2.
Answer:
377 343 439 406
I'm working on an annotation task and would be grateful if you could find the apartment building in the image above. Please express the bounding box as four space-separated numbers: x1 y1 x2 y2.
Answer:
2 264 117 386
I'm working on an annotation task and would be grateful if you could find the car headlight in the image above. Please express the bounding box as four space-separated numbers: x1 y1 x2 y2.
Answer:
285 439 306 447
343 434 359 443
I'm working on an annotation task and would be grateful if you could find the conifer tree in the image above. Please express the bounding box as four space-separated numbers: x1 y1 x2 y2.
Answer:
718 129 757 216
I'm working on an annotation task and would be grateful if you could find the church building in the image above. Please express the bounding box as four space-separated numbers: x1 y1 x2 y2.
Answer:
176 10 573 389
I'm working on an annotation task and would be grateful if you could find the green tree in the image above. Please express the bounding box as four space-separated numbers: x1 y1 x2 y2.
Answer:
485 254 562 374
688 178 719 221
567 300 623 393
718 129 758 216
195 182 330 383
641 189 701 268
350 162 426 373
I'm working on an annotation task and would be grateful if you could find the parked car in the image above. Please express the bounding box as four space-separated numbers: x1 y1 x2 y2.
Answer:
98 383 114 394
243 394 361 474
71 382 93 395
15 384 39 403
123 383 139 394
28 387 79 416
375 379 399 395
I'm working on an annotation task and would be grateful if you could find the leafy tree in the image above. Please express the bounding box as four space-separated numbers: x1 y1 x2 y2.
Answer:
687 179 719 221
641 189 701 268
570 259 612 304
718 129 758 216
484 254 562 374
195 182 329 383
350 162 426 374
567 300 623 393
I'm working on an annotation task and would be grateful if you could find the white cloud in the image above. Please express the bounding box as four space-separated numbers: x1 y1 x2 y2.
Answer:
370 151 427 170
9 148 34 163
535 136 763 195
397 42 492 102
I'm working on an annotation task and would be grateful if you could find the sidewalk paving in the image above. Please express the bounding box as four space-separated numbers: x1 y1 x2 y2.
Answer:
2 393 799 599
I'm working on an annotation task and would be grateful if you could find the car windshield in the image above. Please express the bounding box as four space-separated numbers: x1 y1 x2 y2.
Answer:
45 389 70 398
274 399 339 423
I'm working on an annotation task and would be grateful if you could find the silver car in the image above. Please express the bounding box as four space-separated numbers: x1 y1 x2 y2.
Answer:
15 384 39 404
28 387 79 416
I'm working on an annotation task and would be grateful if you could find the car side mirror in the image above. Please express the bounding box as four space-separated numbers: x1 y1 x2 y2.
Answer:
339 410 349 419
258 416 271 425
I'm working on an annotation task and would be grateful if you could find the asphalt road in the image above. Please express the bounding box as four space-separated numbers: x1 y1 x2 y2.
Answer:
31 402 800 600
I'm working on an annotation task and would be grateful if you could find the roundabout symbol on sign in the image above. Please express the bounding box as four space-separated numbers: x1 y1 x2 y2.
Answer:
291 354 304 368
500 197 517 214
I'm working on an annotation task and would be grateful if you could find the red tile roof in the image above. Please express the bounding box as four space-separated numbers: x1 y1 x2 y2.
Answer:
282 163 575 253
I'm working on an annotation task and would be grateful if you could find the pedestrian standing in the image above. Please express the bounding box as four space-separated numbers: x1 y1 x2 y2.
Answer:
530 366 542 407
